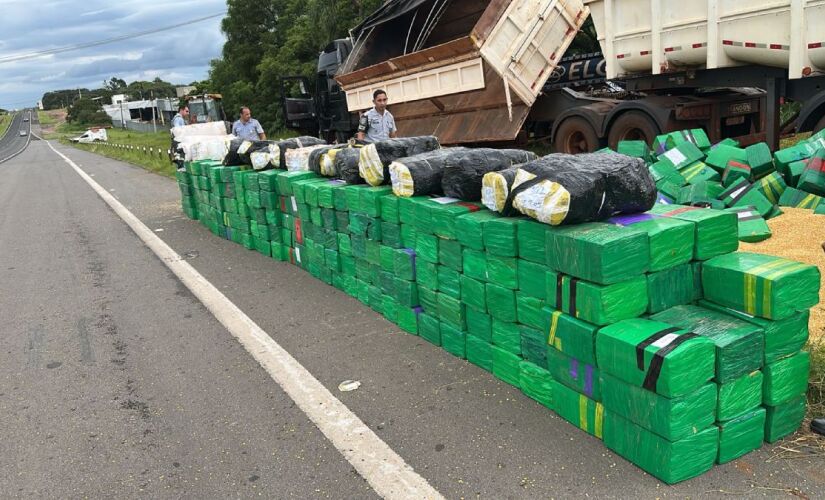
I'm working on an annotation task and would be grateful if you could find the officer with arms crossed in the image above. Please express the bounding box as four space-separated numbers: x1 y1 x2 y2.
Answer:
232 106 267 141
356 90 397 142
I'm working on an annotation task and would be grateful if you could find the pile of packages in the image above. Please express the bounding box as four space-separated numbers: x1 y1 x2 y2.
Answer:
176 134 819 484
619 128 825 242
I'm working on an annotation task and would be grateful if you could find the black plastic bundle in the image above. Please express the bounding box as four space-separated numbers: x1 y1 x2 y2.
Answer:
388 148 470 197
337 148 365 184
308 145 340 175
239 140 276 165
222 138 246 166
441 148 537 200
276 136 327 169
359 136 440 185
482 152 656 225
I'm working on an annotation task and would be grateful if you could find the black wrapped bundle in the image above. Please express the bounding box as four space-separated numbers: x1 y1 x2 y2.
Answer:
336 147 366 184
441 148 537 200
359 136 440 186
275 136 326 169
480 153 656 225
238 140 275 164
222 138 246 166
308 145 340 175
388 148 469 197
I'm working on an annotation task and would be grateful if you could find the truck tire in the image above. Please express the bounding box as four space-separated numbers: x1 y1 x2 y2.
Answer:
553 117 600 154
608 111 660 150
815 114 825 135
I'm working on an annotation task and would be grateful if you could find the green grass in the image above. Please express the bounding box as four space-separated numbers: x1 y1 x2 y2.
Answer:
0 113 12 138
61 125 177 177
36 110 58 126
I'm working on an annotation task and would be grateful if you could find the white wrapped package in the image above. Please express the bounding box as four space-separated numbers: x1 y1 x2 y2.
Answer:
178 135 233 161
171 121 228 139
286 144 330 171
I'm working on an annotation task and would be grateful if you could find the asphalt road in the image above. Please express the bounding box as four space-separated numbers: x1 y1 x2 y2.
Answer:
0 111 31 162
1 138 824 498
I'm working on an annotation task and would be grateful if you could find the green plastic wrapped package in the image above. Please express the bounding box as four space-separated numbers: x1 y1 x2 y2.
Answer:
545 309 599 365
717 408 765 464
796 150 825 196
650 305 764 383
438 238 463 272
492 345 522 387
440 322 467 358
765 395 806 443
657 180 684 202
604 411 718 484
415 233 439 264
717 370 763 421
393 248 416 281
597 318 716 397
646 263 696 314
763 351 810 406
519 361 554 409
438 266 461 299
677 180 725 206
431 200 483 240
359 186 393 217
418 287 438 315
706 144 747 172
487 255 518 289
462 248 489 282
516 293 545 330
726 205 772 242
786 160 809 187
601 373 716 441
521 326 547 367
546 222 649 285
698 300 809 364
552 381 604 439
467 335 493 372
517 260 547 300
618 140 654 162
418 313 441 346
682 161 721 185
650 160 686 186
397 306 421 334
456 210 499 251
647 204 738 261
438 293 465 330
652 135 676 155
382 296 399 323
398 195 429 223
483 217 520 257
745 142 774 179
545 271 648 326
492 320 521 355
547 347 601 400
381 221 402 248
718 178 774 217
668 129 712 151
517 219 552 264
720 159 751 187
779 186 824 209
416 260 438 290
755 171 787 205
460 275 486 311
701 252 820 320
400 223 417 247
486 284 518 322
380 194 399 222
467 306 492 341
657 141 705 170
379 245 395 271
609 212 694 272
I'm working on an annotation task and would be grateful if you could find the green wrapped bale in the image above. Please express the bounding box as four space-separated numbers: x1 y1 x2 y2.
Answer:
517 260 547 300
456 210 499 251
646 263 696 314
418 313 441 346
721 159 751 187
796 151 825 196
547 347 601 400
380 194 399 222
467 335 493 372
552 381 604 439
604 411 718 484
486 284 517 322
608 212 694 272
462 248 489 282
358 186 393 217
438 239 463 272
393 248 416 281
467 307 492 341
483 217 520 257
650 305 764 383
431 200 483 240
520 325 547 367
779 186 824 209
487 255 518 289
437 266 461 299
492 320 521 355
382 296 399 323
546 271 648 326
650 160 686 187
492 345 522 387
601 373 716 441
668 129 712 151
786 159 809 187
745 142 774 179
657 141 705 170
545 222 650 285
717 370 763 422
698 300 809 364
415 233 439 264
765 395 806 443
416 260 438 290
701 252 820 320
398 195 429 224
677 180 725 206
516 293 545 330
545 309 598 365
596 318 716 397
718 178 774 217
440 322 467 358
706 144 747 172
717 408 765 464
397 306 421 334
649 204 739 260
460 275 486 311
657 180 684 202
438 293 465 329
517 219 552 264
726 205 771 242
618 140 654 162
519 361 554 409
763 351 810 406
682 161 721 185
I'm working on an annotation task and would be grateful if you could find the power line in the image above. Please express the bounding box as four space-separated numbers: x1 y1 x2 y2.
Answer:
0 12 226 65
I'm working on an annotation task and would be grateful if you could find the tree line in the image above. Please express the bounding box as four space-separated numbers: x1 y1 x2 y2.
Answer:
41 77 181 111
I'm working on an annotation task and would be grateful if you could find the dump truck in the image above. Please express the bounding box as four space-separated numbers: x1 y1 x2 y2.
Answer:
282 0 825 151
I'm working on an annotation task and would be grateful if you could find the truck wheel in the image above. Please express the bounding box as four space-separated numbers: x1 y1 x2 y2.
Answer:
554 117 600 154
815 114 825 134
608 111 660 149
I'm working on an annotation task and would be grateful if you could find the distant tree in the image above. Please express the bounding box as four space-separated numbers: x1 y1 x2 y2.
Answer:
104 77 127 91
66 98 111 125
0 108 7 115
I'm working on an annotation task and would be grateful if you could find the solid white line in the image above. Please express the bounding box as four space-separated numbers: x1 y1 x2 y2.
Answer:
43 140 444 500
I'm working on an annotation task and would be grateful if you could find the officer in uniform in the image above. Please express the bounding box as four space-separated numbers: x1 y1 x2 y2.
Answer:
356 89 397 143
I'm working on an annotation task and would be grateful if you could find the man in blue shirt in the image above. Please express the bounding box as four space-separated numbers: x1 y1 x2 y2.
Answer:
232 106 266 141
171 104 189 128
356 90 397 143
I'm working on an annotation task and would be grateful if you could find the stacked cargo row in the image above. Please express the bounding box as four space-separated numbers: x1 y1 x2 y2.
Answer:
175 145 818 484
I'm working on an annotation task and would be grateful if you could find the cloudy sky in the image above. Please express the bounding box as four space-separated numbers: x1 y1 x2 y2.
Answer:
0 0 227 110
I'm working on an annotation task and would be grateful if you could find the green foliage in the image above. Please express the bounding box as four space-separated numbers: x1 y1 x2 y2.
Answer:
66 98 111 125
209 0 382 134
41 76 179 110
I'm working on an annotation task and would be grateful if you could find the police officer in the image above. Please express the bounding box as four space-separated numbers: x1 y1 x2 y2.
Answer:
356 89 397 143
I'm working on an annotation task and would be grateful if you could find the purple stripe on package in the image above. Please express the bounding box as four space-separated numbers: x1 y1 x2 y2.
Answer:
584 365 594 397
402 248 417 280
609 213 658 226
569 359 579 380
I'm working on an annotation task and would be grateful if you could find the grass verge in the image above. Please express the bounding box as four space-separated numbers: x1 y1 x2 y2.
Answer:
60 125 177 177
0 114 12 138
37 110 58 126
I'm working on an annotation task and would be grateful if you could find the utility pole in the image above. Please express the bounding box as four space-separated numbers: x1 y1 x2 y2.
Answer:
151 91 157 133
120 99 126 129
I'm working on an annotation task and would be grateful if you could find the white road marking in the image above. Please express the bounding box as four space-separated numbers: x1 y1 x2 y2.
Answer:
43 140 444 500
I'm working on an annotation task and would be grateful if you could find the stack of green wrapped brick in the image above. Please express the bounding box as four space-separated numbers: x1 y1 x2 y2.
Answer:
175 160 819 485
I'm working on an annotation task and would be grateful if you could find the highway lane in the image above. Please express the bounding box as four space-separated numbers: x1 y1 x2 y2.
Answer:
0 111 31 162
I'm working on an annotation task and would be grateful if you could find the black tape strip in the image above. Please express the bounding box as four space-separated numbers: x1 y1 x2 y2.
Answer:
718 181 745 200
502 176 545 216
555 274 563 310
635 327 681 370
729 182 757 205
738 214 763 222
642 333 699 392
568 277 578 316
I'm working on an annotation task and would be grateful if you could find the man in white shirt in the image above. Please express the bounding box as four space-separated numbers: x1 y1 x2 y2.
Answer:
171 104 189 128
356 90 397 143
232 106 266 141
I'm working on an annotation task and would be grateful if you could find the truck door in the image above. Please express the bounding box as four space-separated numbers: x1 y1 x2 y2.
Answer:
281 77 318 134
